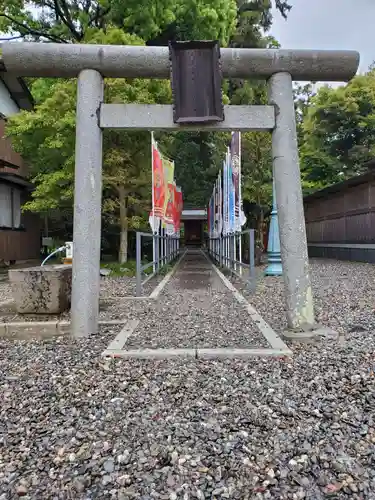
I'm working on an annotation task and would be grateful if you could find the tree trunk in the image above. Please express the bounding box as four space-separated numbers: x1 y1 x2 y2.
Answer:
118 186 128 264
44 214 49 237
259 208 264 250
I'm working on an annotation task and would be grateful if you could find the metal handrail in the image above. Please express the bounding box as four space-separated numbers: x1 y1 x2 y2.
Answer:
136 231 180 296
207 229 256 291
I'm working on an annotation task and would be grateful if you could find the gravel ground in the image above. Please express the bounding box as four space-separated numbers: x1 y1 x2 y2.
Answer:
0 273 164 323
125 254 268 350
100 274 165 299
0 280 12 303
0 298 158 325
1 257 375 499
0 273 163 303
232 259 375 337
1 336 374 499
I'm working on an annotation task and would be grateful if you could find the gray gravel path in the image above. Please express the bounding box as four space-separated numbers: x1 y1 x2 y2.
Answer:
125 252 269 349
1 258 375 499
232 259 375 337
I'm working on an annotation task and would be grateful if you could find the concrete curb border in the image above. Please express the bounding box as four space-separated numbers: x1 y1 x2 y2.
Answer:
101 296 154 302
102 320 139 355
102 347 291 360
103 348 197 359
198 348 291 359
0 319 126 340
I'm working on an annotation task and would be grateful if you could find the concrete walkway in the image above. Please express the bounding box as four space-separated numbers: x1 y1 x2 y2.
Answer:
103 250 291 358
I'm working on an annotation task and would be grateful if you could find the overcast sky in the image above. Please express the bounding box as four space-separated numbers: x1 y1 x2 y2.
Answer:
270 0 374 80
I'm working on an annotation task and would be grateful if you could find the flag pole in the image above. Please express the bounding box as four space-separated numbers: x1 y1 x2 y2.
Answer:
225 149 229 268
228 146 235 271
223 155 226 267
238 132 243 275
151 131 156 273
209 191 211 255
218 170 222 266
215 177 218 261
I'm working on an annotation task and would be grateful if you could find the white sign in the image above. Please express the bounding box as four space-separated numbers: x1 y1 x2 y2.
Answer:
42 237 53 247
65 242 73 259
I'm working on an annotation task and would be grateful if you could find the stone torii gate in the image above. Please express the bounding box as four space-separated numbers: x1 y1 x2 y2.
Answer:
1 43 359 337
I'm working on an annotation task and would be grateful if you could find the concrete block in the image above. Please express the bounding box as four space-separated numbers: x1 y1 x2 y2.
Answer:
8 265 72 314
0 321 72 340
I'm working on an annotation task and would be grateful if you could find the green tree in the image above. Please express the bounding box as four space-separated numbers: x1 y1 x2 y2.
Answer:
241 131 272 243
0 0 238 44
300 68 375 187
6 28 171 262
3 0 291 255
157 131 229 208
158 0 284 209
293 82 314 140
0 0 290 44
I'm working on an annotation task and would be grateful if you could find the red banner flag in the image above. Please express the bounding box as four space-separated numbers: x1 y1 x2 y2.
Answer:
164 181 175 225
152 140 165 219
174 186 183 233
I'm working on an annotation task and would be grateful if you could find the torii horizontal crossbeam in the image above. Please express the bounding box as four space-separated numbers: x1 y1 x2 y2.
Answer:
1 43 360 82
99 104 275 131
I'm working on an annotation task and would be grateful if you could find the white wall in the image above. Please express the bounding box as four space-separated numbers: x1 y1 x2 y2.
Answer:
0 183 21 228
0 80 20 117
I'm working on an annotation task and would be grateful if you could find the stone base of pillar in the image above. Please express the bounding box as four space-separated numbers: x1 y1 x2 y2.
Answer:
282 325 338 344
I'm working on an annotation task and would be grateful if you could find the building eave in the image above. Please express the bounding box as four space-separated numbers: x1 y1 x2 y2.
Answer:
181 209 207 221
0 59 34 111
0 171 33 189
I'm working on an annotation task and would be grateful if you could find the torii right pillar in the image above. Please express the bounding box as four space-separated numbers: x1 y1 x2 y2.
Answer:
268 72 315 330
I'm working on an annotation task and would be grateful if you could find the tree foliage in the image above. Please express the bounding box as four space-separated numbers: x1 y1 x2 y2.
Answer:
0 0 291 44
0 0 238 44
3 0 294 259
300 68 375 188
242 132 272 209
6 28 171 261
8 0 375 261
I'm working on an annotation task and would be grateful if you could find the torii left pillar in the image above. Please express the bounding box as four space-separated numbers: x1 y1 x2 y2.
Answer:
71 69 103 337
